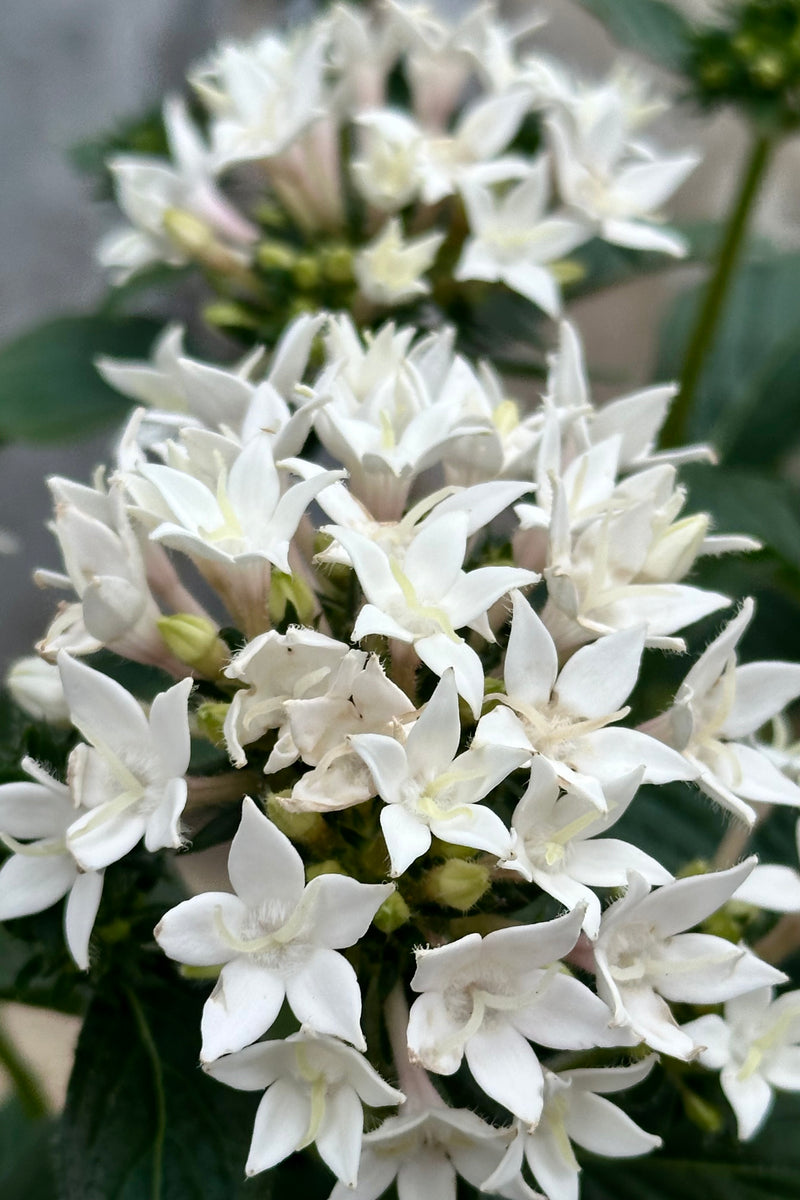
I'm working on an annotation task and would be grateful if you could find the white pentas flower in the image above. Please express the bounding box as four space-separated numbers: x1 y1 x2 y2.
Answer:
350 669 524 876
593 861 787 1060
155 797 393 1061
205 1032 404 1183
98 313 324 453
545 77 697 256
485 1059 661 1200
683 987 800 1140
476 592 696 811
59 653 192 871
456 158 590 317
328 511 538 717
643 599 800 825
500 758 671 938
0 757 104 971
98 95 256 283
407 907 632 1127
355 219 444 306
734 818 800 913
351 111 424 212
6 656 70 727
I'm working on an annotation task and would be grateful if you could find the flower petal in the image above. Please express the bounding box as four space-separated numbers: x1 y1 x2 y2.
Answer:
228 796 305 910
465 1024 544 1126
201 957 286 1061
286 947 366 1048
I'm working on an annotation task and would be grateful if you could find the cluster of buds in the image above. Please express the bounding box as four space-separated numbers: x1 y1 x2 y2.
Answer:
97 1 697 339
2 3 800 1196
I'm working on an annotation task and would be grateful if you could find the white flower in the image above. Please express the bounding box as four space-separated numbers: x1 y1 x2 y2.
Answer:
329 512 538 717
205 1032 403 1183
593 862 787 1060
501 757 671 938
59 653 192 871
155 797 393 1060
350 669 523 875
355 219 444 306
0 757 104 971
407 907 631 1127
734 819 800 913
485 1059 661 1200
351 111 425 212
643 599 800 825
98 96 256 283
683 987 800 1140
546 81 697 256
456 159 590 317
6 656 70 727
476 592 696 811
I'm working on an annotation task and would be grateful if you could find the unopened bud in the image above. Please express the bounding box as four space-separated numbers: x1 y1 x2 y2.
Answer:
203 301 260 332
180 963 222 981
196 701 230 746
320 244 355 284
641 513 709 583
750 52 785 87
306 859 346 881
550 258 585 286
292 255 320 290
256 240 297 272
7 655 70 726
163 208 245 274
267 793 327 845
424 858 491 911
374 890 410 934
268 571 317 627
157 614 229 677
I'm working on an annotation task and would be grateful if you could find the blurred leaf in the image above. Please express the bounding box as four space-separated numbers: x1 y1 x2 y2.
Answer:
657 253 800 461
681 463 800 570
56 975 274 1200
0 316 161 443
583 1091 800 1200
577 0 692 73
0 1097 57 1199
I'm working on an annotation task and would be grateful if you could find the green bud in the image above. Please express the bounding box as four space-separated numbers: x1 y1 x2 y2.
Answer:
163 208 245 274
699 59 732 88
293 254 320 290
268 570 317 627
196 701 230 746
733 33 759 60
203 301 261 331
253 202 289 229
681 1088 724 1134
373 890 411 934
256 240 297 272
320 244 355 284
157 614 229 677
424 859 491 911
677 858 709 879
267 794 327 845
550 258 586 286
750 51 785 87
180 963 222 981
430 838 477 861
306 859 346 881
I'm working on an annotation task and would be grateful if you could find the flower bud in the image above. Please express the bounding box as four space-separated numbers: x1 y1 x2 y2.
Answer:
157 614 229 678
163 208 247 274
267 793 327 845
6 655 71 726
306 859 346 881
640 513 709 583
320 244 355 284
292 255 320 290
203 301 260 332
256 240 297 272
424 859 491 911
373 890 411 934
195 701 230 746
268 571 317 627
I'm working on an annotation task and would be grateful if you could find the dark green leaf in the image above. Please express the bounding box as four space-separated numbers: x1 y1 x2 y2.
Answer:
56 976 274 1200
0 1097 57 1199
577 0 692 73
583 1092 800 1200
0 316 161 443
656 253 800 461
681 463 800 569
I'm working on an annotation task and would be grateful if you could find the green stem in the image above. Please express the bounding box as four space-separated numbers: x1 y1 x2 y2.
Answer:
661 132 774 449
126 988 166 1200
0 1017 50 1121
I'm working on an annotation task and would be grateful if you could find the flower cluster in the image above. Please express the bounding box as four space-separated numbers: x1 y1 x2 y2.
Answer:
3 3 800 1196
97 0 696 333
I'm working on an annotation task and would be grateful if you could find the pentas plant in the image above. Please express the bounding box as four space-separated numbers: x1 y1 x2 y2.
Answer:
92 0 696 344
3 3 800 1199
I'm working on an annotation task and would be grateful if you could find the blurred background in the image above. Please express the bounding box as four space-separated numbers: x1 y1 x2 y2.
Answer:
2 0 799 1110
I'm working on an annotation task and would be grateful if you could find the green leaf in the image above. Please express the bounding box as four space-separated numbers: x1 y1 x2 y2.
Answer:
681 463 800 570
0 1097 57 1199
0 316 161 443
583 1092 800 1200
56 976 274 1200
657 253 800 461
576 0 692 73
